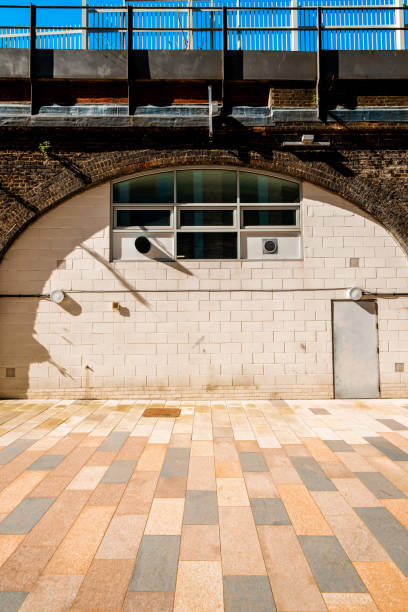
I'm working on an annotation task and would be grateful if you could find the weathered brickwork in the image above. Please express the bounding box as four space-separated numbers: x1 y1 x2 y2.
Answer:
1 124 407 261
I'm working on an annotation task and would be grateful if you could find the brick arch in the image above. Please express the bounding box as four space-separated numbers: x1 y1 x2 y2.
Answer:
1 146 407 260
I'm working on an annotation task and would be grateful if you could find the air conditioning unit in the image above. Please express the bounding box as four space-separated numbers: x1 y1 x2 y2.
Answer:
263 238 278 255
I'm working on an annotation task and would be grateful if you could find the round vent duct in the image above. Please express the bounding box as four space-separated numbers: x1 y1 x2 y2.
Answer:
135 236 151 254
263 238 278 255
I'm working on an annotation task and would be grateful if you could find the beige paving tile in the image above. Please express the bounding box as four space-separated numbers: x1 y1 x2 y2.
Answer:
354 562 408 612
123 592 174 612
215 460 242 478
323 593 379 611
219 506 266 575
117 471 159 515
180 525 220 561
144 498 184 535
170 434 192 448
67 466 108 491
96 514 146 559
187 456 216 491
19 574 83 612
336 452 377 472
243 471 278 498
277 484 332 536
217 477 250 506
44 505 115 575
155 477 187 498
320 461 354 479
190 441 214 457
332 478 382 507
174 561 223 612
258 525 326 612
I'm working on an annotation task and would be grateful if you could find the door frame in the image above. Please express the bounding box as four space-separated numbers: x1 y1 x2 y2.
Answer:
331 299 381 399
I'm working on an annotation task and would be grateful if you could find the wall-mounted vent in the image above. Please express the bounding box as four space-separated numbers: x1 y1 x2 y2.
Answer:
263 238 278 255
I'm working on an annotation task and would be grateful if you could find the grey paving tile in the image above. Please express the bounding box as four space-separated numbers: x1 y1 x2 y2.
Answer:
101 460 136 483
183 490 218 525
0 497 55 534
377 419 408 431
365 436 408 461
299 536 367 593
324 440 354 452
355 507 408 576
28 454 65 470
224 576 276 612
250 498 291 525
128 535 180 592
160 448 190 478
290 457 337 491
239 452 268 472
310 408 330 415
0 591 28 611
98 431 130 452
355 471 406 499
0 438 36 465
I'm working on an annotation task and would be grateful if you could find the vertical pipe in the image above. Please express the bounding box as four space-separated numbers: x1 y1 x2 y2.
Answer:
82 0 88 50
316 6 322 120
187 0 193 50
291 0 298 51
208 85 213 139
128 5 133 115
222 6 227 109
29 3 36 115
395 0 405 50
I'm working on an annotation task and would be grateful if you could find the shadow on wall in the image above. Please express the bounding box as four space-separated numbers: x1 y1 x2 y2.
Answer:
0 183 159 398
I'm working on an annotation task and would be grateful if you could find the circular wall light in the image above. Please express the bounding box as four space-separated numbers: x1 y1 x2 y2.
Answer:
50 289 65 304
347 287 363 301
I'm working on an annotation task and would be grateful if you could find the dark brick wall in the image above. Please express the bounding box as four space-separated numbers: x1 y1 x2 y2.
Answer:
0 123 407 260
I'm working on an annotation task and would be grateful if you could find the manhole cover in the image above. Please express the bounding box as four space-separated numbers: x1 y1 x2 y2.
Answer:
142 408 181 418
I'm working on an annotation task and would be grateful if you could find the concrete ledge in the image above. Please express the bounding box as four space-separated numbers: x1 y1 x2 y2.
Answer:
1 49 408 81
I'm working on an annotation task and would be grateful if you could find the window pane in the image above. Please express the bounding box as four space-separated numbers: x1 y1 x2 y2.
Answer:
116 209 171 227
239 173 299 203
113 172 174 203
243 209 297 226
180 209 234 227
177 170 237 203
177 232 237 259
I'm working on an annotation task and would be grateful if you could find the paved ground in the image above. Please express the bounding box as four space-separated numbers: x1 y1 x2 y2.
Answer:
0 400 407 611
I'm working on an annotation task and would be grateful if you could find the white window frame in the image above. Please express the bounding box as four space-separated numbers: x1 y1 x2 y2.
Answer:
110 166 302 261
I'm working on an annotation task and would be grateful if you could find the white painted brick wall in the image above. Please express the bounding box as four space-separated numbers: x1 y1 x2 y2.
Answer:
0 180 407 399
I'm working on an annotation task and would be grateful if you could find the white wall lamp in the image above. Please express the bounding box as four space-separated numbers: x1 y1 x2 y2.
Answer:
347 287 364 301
49 289 65 304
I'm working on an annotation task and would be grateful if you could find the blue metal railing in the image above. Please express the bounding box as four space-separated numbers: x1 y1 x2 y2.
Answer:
0 1 406 51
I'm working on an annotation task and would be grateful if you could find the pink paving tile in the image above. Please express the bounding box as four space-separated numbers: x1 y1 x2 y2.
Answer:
332 478 382 507
0 470 47 514
117 471 159 515
86 451 117 467
30 475 73 498
135 444 167 472
0 535 25 567
123 592 174 612
96 514 146 559
88 482 126 506
155 477 187 498
180 525 221 561
19 574 83 612
243 472 278 498
72 558 134 611
262 449 302 484
44 505 115 575
170 434 192 448
301 437 340 462
173 561 224 612
116 437 147 461
52 447 96 478
187 456 216 491
336 452 377 473
258 525 326 612
235 441 260 452
0 544 55 590
219 506 266 575
190 441 214 457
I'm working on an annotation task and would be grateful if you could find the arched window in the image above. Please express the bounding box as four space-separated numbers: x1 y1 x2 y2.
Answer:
112 169 301 260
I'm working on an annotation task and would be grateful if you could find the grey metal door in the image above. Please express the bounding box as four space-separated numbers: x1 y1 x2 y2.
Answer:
332 300 379 399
